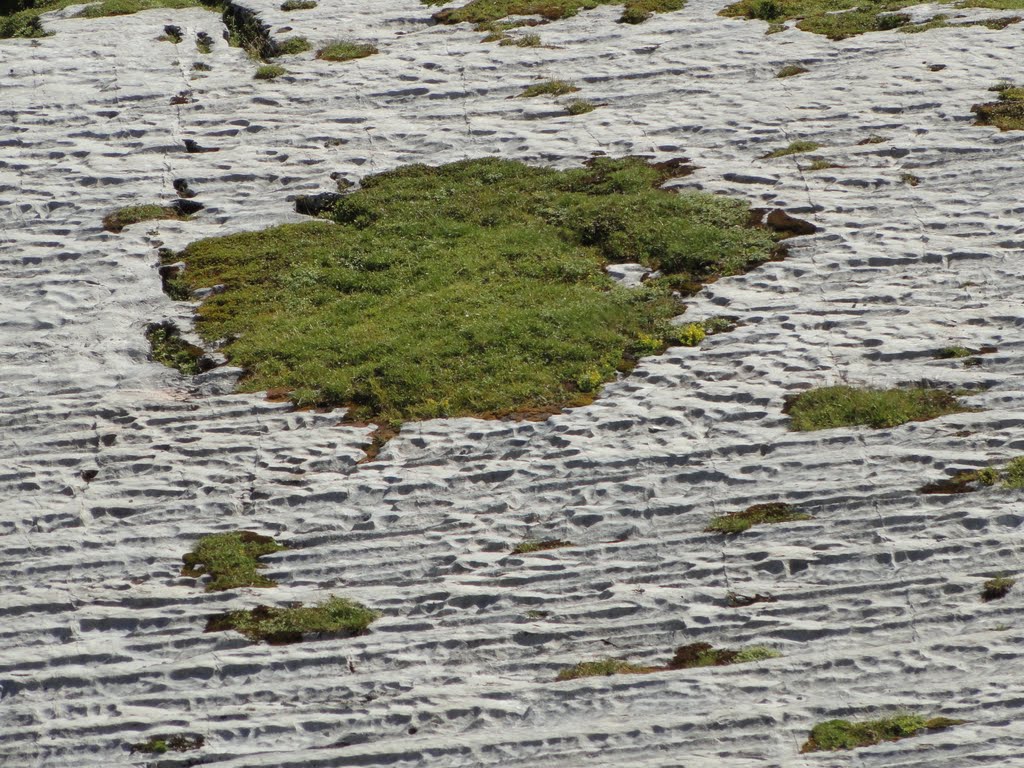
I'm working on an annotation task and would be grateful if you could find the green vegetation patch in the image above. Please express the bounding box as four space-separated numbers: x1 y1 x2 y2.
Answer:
281 0 317 8
558 643 779 680
1 0 210 38
785 386 971 431
720 0 1024 40
512 538 572 554
776 64 808 77
519 79 580 97
103 204 185 233
706 502 811 534
274 36 312 55
181 531 287 591
316 39 378 61
146 322 204 375
762 140 822 158
254 64 287 79
169 157 778 425
922 456 1024 494
801 714 964 752
565 98 597 115
668 642 780 668
423 0 685 26
206 596 380 644
973 83 1024 131
130 734 204 754
982 575 1015 601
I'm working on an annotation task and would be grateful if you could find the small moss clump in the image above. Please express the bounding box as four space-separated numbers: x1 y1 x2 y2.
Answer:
785 386 971 431
274 36 312 55
316 40 378 62
763 140 822 158
721 0 1024 40
972 83 1024 131
556 658 656 680
519 80 580 98
805 159 839 171
206 596 380 644
512 538 572 554
936 345 974 359
982 575 1015 601
181 531 286 591
498 31 542 46
103 204 184 233
706 502 811 534
424 0 685 27
565 98 597 115
776 64 808 78
145 322 204 375
801 714 964 752
281 0 317 8
169 157 778 424
254 64 287 80
130 734 204 754
668 642 780 668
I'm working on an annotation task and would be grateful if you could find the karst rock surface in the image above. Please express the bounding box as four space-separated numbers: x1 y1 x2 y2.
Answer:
2 1 1024 766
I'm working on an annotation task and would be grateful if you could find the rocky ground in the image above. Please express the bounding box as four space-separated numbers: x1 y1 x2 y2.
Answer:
2 1 1023 765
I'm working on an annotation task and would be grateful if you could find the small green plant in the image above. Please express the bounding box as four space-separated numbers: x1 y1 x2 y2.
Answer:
130 734 204 754
776 64 808 78
145 322 204 375
973 83 1024 131
982 575 1015 602
425 0 684 27
158 25 183 43
805 159 839 171
706 502 810 534
801 714 964 752
859 134 888 144
102 204 184 233
556 658 655 680
512 538 572 554
499 31 542 46
565 98 596 115
675 322 706 347
206 596 380 644
519 80 580 98
254 64 287 80
281 0 317 8
275 36 312 55
669 642 780 668
195 31 213 53
935 345 974 359
181 531 286 591
316 39 379 61
785 386 971 431
762 140 822 158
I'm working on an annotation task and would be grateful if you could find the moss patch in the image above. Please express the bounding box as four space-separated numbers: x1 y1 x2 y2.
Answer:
776 64 808 77
129 734 204 754
316 39 378 61
762 140 822 158
785 386 971 431
145 322 204 375
168 157 778 426
254 63 287 79
982 575 1015 601
706 502 811 534
802 715 964 752
973 83 1024 131
206 596 380 644
920 456 1024 494
558 643 780 680
274 36 312 55
519 79 580 97
423 0 685 27
512 538 572 554
103 204 185 233
281 0 316 7
720 0 1024 40
181 531 286 591
565 98 597 115
1 0 212 38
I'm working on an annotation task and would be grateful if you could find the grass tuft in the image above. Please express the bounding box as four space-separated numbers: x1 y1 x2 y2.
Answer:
785 385 971 431
512 538 572 554
982 575 1015 601
206 596 380 644
274 36 312 55
254 64 287 79
762 140 822 158
181 531 287 591
129 734 204 754
145 322 204 375
170 157 778 426
972 83 1024 131
669 642 780 668
565 98 597 115
776 64 808 78
706 502 810 534
103 204 184 233
519 79 580 97
316 39 378 61
802 714 964 752
556 658 656 680
281 0 317 8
